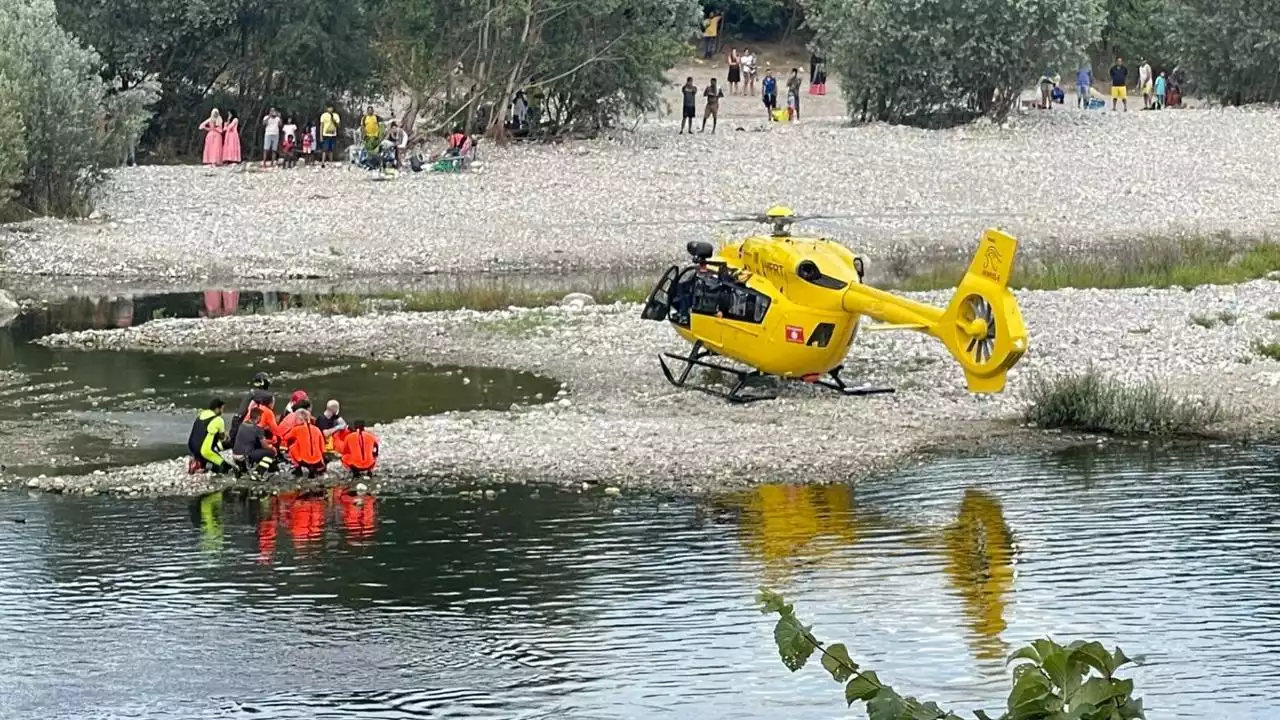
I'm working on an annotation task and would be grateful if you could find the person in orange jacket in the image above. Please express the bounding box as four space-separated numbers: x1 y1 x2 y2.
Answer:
275 398 311 446
339 420 380 477
249 393 279 443
283 408 327 478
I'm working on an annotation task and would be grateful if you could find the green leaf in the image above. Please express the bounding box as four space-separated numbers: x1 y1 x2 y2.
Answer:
772 615 815 672
1006 666 1052 714
1007 644 1043 666
1118 696 1146 719
757 587 792 616
822 643 858 682
1040 645 1072 691
1070 642 1116 678
1068 677 1120 708
1111 646 1145 670
845 671 882 705
865 688 905 719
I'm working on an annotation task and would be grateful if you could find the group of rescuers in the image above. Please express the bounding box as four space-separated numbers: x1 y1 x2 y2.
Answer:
187 372 380 479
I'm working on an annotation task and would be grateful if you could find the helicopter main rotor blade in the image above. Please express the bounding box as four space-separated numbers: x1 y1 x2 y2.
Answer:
521 209 1033 230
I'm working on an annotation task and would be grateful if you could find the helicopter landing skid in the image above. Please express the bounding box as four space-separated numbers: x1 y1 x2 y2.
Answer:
658 347 894 403
808 365 895 398
658 342 776 404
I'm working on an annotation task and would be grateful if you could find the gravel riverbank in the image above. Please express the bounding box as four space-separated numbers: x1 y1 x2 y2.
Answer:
11 279 1280 496
4 108 1280 281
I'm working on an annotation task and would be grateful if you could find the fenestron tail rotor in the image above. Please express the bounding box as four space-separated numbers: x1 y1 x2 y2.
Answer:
960 295 997 365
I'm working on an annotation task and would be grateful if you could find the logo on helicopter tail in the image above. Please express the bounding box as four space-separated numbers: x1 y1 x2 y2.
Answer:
981 243 1004 282
785 325 805 343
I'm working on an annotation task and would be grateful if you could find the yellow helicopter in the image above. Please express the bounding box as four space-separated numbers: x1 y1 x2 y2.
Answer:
640 205 1030 402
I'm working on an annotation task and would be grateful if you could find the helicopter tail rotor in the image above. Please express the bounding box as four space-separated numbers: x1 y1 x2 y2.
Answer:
839 228 1028 394
936 229 1029 393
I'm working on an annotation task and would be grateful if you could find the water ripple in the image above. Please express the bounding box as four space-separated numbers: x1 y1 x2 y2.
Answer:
2 445 1280 719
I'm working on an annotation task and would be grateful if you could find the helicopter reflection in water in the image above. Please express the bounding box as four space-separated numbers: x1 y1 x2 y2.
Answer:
716 484 1015 663
190 486 378 562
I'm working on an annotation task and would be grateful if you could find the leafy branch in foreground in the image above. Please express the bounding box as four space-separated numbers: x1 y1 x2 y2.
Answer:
758 589 1145 720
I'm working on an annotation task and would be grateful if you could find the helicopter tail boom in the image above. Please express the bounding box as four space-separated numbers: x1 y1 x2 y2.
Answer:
841 228 1028 393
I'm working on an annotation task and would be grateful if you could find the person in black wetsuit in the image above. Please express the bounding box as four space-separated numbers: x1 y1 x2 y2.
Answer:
228 372 271 444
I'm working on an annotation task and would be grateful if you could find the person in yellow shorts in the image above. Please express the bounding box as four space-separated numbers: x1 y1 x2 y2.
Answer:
1108 57 1129 111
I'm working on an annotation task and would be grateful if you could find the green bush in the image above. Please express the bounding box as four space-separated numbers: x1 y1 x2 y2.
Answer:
1025 369 1224 436
0 0 154 216
1253 340 1280 361
804 0 1103 127
760 588 1146 720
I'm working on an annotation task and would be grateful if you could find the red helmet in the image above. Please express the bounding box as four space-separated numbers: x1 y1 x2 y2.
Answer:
290 390 308 405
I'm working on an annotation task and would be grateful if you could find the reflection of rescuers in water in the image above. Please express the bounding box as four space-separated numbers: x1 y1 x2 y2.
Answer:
338 420 380 477
187 398 231 474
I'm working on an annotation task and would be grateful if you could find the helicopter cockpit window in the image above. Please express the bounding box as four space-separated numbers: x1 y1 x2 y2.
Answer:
718 284 771 323
668 266 771 326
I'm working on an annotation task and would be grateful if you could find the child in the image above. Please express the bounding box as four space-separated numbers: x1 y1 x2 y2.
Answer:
1154 71 1167 110
281 133 297 168
301 126 314 166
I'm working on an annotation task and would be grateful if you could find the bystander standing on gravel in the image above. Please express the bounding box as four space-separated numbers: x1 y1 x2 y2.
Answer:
1109 57 1129 111
261 108 281 167
319 105 340 168
701 78 723 133
679 77 697 134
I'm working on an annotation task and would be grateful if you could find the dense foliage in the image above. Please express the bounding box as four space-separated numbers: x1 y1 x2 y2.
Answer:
709 0 804 40
54 0 698 156
54 0 382 158
804 0 1105 127
760 589 1146 720
0 0 154 216
1174 0 1280 104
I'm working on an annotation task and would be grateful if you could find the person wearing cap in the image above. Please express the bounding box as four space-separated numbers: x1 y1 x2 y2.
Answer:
228 372 271 445
284 390 309 415
275 398 312 447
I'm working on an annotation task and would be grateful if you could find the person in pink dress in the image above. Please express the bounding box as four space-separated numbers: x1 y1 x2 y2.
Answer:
222 111 242 164
198 109 224 166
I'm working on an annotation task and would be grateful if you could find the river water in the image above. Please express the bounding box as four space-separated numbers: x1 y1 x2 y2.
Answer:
2 444 1278 719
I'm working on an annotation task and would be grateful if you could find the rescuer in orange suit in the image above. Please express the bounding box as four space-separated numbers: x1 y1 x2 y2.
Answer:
283 408 327 478
338 420 380 478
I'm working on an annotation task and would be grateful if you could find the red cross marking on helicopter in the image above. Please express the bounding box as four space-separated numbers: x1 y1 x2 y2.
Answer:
785 325 805 343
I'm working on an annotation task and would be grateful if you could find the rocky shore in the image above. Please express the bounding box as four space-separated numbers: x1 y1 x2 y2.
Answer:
12 278 1280 497
4 108 1280 282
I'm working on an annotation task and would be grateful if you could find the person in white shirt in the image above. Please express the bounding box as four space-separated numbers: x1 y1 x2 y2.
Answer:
281 117 298 145
1138 59 1153 109
261 108 281 166
741 49 757 95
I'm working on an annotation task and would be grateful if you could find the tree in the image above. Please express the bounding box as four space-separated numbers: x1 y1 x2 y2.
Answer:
803 0 1105 127
1176 0 1280 104
0 0 154 216
55 0 382 158
1094 0 1177 71
711 0 805 41
375 0 700 142
759 589 1146 720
